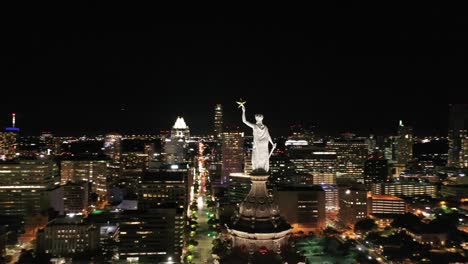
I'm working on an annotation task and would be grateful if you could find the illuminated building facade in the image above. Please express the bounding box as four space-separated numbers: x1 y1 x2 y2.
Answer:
60 159 109 202
117 206 184 263
275 185 326 233
461 137 468 168
269 155 297 188
396 120 413 164
0 158 58 216
288 148 337 185
36 216 99 257
363 155 389 184
228 172 251 204
338 187 368 227
448 104 468 167
163 117 189 164
0 131 17 161
371 181 437 198
214 104 223 138
327 137 368 177
49 182 89 215
321 184 339 211
221 131 244 186
138 169 188 210
104 133 122 163
368 194 406 215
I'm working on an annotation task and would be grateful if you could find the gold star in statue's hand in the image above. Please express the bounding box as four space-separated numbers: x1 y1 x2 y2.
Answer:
236 99 247 108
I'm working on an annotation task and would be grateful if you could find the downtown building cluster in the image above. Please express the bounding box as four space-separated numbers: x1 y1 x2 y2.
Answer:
0 104 467 263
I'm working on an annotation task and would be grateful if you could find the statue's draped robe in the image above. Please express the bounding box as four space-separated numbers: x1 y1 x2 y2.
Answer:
252 125 270 172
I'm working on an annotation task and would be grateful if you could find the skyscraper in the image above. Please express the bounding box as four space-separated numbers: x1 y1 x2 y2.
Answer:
0 131 17 161
288 148 337 185
163 117 189 164
363 154 389 184
104 133 122 163
327 136 368 177
275 185 326 233
214 104 223 138
60 158 109 204
0 158 59 216
339 187 368 227
448 104 468 167
395 120 413 164
221 131 244 186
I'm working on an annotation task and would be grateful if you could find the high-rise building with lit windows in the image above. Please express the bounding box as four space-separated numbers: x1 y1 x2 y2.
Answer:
0 131 17 161
448 104 468 167
163 117 189 164
396 120 413 164
363 155 389 184
214 104 223 138
60 158 109 203
36 216 99 257
228 172 251 204
327 136 368 177
321 184 339 211
368 194 406 215
49 182 89 216
275 185 326 233
104 133 122 163
0 158 58 216
117 205 184 263
138 168 188 210
338 187 368 227
289 148 337 185
371 181 437 198
221 131 244 186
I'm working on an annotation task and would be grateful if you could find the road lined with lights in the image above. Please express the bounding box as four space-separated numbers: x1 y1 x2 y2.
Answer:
191 142 214 264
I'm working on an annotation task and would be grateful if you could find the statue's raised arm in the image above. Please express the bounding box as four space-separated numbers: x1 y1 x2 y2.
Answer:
241 106 254 129
238 100 275 173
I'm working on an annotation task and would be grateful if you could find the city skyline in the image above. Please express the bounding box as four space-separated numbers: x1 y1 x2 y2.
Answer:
0 102 452 136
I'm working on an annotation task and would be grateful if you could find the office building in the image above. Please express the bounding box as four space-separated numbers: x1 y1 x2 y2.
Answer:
327 136 368 177
36 216 99 257
117 206 184 263
448 104 468 167
60 158 109 202
228 173 251 204
163 117 189 164
121 139 154 170
0 158 58 216
338 187 368 227
49 182 89 215
104 133 122 163
0 130 17 161
395 120 413 164
363 155 389 184
289 148 337 185
275 185 326 233
138 168 188 210
221 131 244 186
368 194 406 215
269 154 297 188
321 184 339 211
214 104 223 138
371 181 437 198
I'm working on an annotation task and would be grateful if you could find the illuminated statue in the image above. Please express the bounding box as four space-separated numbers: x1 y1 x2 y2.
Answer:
238 100 276 173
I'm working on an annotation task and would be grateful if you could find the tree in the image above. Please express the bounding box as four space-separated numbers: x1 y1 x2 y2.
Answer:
391 213 421 230
354 219 377 233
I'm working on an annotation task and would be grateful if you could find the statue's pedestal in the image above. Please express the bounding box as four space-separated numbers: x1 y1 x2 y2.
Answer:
226 172 292 253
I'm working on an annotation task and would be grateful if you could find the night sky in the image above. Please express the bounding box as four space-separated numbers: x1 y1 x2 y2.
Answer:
1 4 466 136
